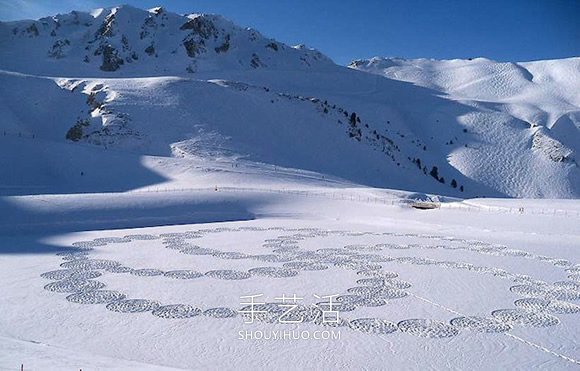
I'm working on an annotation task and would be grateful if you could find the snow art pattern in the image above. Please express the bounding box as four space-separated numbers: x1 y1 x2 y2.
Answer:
40 226 580 338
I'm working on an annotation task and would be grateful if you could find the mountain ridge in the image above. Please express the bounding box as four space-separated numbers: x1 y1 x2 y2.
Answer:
0 4 333 76
0 5 578 199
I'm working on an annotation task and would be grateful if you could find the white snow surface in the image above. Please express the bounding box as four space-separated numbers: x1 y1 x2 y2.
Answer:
0 5 578 198
1 189 580 370
349 56 580 198
0 5 580 371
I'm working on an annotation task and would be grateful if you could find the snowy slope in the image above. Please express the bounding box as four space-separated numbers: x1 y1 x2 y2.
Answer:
0 5 579 199
1 6 580 371
0 5 332 76
350 57 580 198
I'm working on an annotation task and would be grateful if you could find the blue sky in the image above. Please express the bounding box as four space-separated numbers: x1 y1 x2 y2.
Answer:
0 0 578 65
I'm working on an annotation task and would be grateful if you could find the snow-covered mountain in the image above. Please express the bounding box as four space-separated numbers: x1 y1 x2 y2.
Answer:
0 5 332 75
349 57 580 198
2 7 580 370
1 5 579 198
2 5 332 77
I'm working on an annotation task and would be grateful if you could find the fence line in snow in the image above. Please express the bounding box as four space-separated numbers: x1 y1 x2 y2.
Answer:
128 186 580 218
3 131 577 217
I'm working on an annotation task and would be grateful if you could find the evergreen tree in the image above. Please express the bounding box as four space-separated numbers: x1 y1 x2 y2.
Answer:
349 112 357 127
429 166 439 180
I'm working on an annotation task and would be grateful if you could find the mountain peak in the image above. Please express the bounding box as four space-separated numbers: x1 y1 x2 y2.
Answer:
0 5 335 76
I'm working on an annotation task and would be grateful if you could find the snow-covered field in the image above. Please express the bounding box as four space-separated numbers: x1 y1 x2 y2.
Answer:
1 5 579 371
1 166 580 370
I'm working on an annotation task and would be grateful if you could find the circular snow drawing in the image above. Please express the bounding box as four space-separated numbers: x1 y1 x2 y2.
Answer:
106 299 161 313
449 316 512 333
153 304 202 319
44 279 105 293
180 247 219 256
104 266 134 274
42 227 578 340
350 318 398 335
510 285 554 300
336 295 367 305
357 270 398 279
72 241 106 248
131 269 164 277
346 286 408 300
123 234 159 240
553 288 580 301
356 278 387 286
553 281 580 290
59 254 89 262
510 284 580 301
491 309 559 327
57 251 90 260
514 298 549 312
239 303 286 323
252 254 291 263
205 270 251 280
283 261 329 271
164 243 193 251
547 300 580 314
384 278 413 290
203 307 238 318
335 261 382 271
41 269 102 281
160 232 187 238
61 259 121 271
93 237 131 244
344 244 372 251
398 319 459 338
314 316 350 328
356 297 388 307
66 290 126 304
212 252 249 260
164 270 204 280
279 305 322 323
56 251 91 257
353 254 394 263
248 267 298 278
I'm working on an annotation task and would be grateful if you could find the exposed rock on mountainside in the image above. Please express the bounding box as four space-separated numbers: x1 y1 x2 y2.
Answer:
0 6 578 198
0 5 332 75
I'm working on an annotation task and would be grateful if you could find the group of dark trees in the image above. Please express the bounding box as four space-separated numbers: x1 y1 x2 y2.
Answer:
429 166 463 192
411 158 464 192
347 112 362 140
